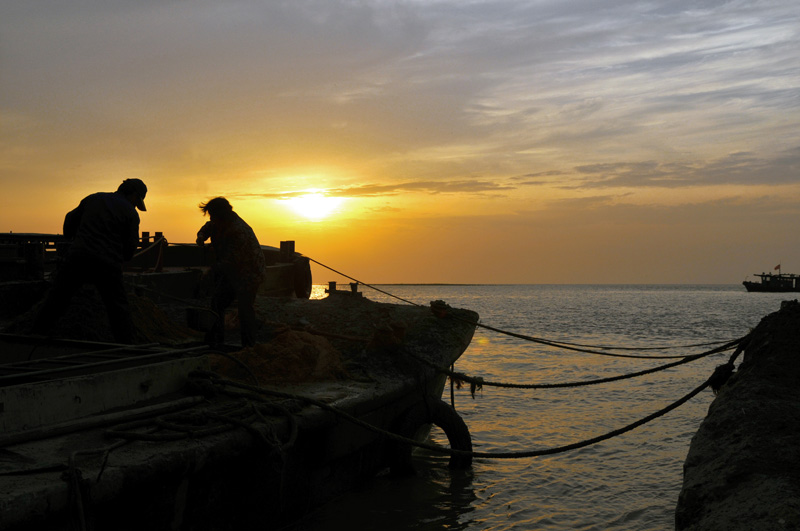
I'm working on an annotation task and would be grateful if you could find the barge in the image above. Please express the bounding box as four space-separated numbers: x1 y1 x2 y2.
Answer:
0 232 478 530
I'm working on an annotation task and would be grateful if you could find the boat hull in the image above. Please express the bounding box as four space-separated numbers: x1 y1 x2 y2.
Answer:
743 280 800 293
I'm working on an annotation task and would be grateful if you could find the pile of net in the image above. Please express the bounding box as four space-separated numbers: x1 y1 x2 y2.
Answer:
209 329 350 384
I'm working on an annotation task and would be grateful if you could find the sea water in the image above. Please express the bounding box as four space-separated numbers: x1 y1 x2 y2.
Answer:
291 284 789 531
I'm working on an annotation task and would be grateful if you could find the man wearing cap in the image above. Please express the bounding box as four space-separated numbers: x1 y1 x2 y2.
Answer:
32 179 148 343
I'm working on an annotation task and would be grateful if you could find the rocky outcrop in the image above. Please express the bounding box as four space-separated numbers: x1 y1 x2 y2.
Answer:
676 300 800 530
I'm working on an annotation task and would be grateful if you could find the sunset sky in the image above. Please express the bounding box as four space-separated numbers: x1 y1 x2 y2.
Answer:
2 0 799 284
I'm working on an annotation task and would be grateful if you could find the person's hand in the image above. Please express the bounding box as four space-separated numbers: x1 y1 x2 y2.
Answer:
196 236 205 246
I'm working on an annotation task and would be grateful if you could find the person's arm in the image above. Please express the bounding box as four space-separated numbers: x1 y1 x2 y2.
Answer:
121 212 140 261
197 221 214 245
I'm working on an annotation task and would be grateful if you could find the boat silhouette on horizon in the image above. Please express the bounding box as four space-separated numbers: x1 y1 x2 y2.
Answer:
743 265 800 292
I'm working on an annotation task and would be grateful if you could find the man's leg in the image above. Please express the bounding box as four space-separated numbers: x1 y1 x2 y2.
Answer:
94 264 134 344
207 274 236 346
31 257 83 335
237 289 258 347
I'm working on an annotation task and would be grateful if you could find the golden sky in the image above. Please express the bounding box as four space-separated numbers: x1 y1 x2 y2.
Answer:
2 1 799 284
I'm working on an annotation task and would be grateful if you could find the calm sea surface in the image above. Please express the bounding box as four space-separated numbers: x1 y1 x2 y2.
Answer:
292 284 790 531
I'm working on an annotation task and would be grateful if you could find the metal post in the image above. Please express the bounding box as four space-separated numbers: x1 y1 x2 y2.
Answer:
280 241 295 263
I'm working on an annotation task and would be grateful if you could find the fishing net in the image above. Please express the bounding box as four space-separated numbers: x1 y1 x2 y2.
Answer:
209 329 349 384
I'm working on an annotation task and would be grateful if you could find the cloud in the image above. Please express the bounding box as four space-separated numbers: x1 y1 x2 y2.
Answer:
2 0 799 206
331 180 516 196
567 147 800 188
510 170 569 186
235 179 516 199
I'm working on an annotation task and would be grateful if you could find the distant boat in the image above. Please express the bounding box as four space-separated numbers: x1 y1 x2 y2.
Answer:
743 269 800 292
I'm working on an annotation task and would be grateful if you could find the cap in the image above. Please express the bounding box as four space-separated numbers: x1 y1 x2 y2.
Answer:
118 179 148 211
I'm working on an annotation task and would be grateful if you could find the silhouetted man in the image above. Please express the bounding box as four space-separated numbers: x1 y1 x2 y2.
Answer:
33 179 147 343
196 197 267 347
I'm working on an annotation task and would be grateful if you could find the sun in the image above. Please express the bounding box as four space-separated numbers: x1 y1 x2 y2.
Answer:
286 193 345 221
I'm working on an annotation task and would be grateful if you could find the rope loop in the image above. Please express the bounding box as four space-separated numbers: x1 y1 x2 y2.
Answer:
709 362 735 394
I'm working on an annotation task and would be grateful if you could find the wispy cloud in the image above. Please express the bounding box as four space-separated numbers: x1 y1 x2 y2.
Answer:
4 0 797 184
236 179 516 200
569 147 800 188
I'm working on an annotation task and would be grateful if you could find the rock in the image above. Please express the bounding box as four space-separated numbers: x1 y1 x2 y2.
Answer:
676 300 800 530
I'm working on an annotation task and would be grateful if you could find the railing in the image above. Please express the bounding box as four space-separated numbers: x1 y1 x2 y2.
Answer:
0 233 67 281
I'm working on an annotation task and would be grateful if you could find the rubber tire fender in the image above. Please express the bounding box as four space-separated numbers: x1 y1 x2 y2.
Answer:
390 397 472 475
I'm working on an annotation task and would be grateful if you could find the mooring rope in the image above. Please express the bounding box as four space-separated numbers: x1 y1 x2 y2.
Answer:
308 257 420 307
465 318 735 360
460 341 747 459
308 257 741 358
409 334 746 392
131 235 166 259
93 331 746 465
99 257 752 460
122 254 739 360
174 353 741 460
